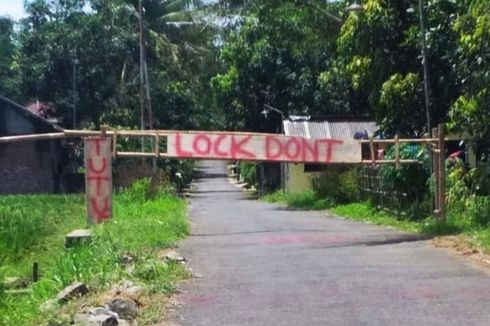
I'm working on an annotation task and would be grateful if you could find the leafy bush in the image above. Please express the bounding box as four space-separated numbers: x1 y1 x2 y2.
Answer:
311 166 360 204
446 157 490 227
468 196 490 226
380 143 430 218
239 162 257 186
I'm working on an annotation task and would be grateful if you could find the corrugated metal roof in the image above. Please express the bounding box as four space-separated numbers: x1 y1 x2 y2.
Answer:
283 119 378 140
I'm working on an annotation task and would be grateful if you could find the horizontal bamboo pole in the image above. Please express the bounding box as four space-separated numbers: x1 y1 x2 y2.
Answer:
361 159 420 165
116 152 157 158
359 137 457 144
0 132 66 143
116 151 170 158
64 130 170 137
360 138 434 144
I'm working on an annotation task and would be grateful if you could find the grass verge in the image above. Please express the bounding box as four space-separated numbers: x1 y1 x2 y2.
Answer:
263 190 490 253
0 179 190 325
262 190 334 211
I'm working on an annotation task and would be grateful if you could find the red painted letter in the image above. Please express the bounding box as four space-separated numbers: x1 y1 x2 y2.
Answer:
285 138 301 161
302 139 319 162
88 158 107 175
319 139 343 163
213 134 228 157
175 133 194 157
266 136 283 160
193 135 212 155
91 196 110 220
231 135 255 159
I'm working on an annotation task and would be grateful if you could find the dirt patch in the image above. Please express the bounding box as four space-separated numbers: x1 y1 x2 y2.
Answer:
432 235 490 271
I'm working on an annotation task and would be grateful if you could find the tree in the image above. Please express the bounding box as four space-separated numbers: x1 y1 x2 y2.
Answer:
211 0 344 132
0 16 19 99
15 0 220 130
449 0 490 151
329 0 464 136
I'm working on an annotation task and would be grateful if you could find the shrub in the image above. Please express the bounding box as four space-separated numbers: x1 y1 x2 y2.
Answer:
239 162 257 186
469 196 490 226
380 143 430 218
311 166 360 204
446 159 490 227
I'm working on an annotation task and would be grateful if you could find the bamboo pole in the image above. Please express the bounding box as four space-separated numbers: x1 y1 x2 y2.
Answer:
432 127 440 216
155 130 160 158
395 134 400 170
0 132 67 143
112 131 118 158
369 136 375 164
359 138 455 144
64 130 168 137
438 124 446 220
116 152 158 158
361 159 419 165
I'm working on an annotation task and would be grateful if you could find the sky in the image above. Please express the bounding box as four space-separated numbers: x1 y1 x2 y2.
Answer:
0 0 25 20
0 0 219 21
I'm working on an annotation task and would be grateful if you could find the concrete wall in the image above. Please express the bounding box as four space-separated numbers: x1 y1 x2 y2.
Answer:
0 141 55 194
285 163 321 193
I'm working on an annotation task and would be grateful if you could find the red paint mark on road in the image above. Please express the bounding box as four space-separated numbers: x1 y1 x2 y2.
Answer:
263 235 345 245
184 294 216 307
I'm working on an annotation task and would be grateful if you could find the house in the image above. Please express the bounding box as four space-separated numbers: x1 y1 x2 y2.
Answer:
25 101 62 125
282 117 378 192
0 95 74 194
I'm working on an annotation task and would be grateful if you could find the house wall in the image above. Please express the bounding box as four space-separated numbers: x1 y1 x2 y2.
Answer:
0 141 55 194
286 163 321 192
0 97 64 194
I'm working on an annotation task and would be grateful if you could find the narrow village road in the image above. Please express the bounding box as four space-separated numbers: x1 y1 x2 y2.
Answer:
173 160 490 326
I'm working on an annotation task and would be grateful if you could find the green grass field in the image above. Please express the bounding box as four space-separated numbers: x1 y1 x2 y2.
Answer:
0 180 189 325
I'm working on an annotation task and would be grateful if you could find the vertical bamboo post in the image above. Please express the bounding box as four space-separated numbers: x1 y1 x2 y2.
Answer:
438 123 446 220
101 125 107 137
432 127 440 216
369 136 375 164
112 131 117 158
155 130 160 158
395 134 400 170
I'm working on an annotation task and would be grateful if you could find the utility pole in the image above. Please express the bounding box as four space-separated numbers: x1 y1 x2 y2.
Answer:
139 0 145 140
72 49 77 129
139 0 156 171
418 0 432 133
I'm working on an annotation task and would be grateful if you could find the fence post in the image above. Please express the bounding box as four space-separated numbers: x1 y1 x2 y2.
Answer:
395 134 400 170
432 127 440 217
438 124 446 220
369 136 375 164
84 132 113 224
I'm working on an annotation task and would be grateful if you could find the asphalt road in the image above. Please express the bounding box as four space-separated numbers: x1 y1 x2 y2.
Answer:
173 160 490 326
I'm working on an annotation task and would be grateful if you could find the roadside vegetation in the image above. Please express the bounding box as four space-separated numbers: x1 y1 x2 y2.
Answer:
0 179 190 325
261 156 490 253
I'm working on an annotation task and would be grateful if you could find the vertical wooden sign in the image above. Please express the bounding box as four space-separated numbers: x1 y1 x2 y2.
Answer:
85 137 112 223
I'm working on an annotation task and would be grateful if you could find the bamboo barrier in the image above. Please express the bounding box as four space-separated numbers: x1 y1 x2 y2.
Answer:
361 159 419 165
359 137 455 144
0 132 66 143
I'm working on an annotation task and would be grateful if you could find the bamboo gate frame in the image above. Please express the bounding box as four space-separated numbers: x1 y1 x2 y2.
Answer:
0 124 448 221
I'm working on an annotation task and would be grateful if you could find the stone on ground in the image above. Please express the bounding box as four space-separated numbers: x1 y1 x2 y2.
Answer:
56 281 89 303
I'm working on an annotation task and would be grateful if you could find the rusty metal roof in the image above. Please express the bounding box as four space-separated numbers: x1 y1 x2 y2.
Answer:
283 119 378 140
